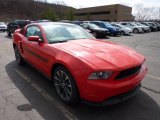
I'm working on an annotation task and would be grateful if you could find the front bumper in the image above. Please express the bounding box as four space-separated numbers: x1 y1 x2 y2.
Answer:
80 65 147 103
97 31 109 36
111 30 121 35
0 28 7 31
83 84 141 106
125 30 132 35
142 28 150 32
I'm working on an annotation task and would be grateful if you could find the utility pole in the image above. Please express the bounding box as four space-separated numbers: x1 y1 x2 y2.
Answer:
159 8 160 21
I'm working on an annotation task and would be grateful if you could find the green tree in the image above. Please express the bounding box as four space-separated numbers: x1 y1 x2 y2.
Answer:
66 8 75 20
41 8 59 21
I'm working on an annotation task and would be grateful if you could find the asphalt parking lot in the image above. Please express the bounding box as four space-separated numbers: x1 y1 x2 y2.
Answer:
0 32 160 120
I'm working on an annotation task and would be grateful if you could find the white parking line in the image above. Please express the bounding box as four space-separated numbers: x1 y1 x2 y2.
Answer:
15 69 78 120
146 75 160 80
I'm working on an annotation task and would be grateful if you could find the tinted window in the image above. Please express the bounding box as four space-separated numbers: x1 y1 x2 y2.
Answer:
91 22 99 26
81 24 89 28
121 23 127 25
99 23 106 27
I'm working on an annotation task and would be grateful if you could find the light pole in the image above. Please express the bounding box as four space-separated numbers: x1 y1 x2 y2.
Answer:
159 8 160 21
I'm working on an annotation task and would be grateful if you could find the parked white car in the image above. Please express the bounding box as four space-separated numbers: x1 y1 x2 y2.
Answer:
111 23 132 35
0 22 7 32
119 22 144 33
134 22 151 32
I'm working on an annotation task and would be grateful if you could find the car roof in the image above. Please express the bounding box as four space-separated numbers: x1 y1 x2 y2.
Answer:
29 22 77 27
14 20 30 22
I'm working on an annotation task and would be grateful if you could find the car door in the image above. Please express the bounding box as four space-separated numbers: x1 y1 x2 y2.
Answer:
22 25 51 75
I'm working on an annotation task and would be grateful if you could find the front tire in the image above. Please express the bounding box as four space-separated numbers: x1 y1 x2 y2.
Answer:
93 32 97 38
14 46 24 65
133 28 139 33
7 31 11 36
53 66 80 105
121 31 125 35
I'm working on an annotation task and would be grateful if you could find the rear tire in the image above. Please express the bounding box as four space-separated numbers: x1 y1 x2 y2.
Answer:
53 66 80 105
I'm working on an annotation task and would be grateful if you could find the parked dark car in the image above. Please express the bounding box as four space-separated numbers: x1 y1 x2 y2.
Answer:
141 22 158 32
7 20 31 36
90 21 121 36
36 19 52 23
72 21 84 25
80 23 109 38
154 22 160 31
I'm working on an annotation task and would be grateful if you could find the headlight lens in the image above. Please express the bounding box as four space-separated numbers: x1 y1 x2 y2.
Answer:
113 28 117 31
88 71 112 80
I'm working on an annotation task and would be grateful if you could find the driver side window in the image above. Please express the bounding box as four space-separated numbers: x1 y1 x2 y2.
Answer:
26 26 43 40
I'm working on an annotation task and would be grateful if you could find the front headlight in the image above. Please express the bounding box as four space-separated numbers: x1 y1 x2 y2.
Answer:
113 28 117 31
88 71 112 80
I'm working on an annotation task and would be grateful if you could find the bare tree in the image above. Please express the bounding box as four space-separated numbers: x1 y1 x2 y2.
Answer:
135 4 155 21
53 0 66 6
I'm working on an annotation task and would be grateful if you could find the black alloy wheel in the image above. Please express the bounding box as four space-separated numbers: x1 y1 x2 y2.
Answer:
53 66 80 105
14 46 24 65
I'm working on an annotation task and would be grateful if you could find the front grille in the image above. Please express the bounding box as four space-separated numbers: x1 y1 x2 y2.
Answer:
115 65 142 80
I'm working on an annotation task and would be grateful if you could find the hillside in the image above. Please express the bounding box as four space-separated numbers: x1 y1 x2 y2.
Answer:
0 0 74 21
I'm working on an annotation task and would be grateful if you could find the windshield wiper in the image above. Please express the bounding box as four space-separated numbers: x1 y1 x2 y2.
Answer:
50 40 68 44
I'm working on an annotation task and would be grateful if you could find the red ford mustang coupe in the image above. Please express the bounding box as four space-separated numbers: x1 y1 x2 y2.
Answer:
13 22 147 106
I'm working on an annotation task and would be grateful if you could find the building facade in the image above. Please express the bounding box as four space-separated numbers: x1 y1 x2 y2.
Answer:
74 4 134 22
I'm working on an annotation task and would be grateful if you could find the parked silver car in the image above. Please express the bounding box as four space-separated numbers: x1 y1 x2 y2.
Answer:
119 22 144 33
134 22 151 32
0 22 7 32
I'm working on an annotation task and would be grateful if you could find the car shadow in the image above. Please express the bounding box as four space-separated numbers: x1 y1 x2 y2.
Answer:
98 36 111 39
124 34 133 36
5 35 12 39
5 61 160 120
109 35 122 37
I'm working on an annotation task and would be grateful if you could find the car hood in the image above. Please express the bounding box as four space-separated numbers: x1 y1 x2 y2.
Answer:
123 27 132 31
98 28 109 31
50 39 144 70
0 25 7 27
92 28 109 32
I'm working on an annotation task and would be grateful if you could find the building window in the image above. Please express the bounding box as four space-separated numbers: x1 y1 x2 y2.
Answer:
75 11 110 16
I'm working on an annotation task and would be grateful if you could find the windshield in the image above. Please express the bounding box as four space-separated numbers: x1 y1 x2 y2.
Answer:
148 23 155 26
117 24 125 28
42 24 94 43
88 24 99 29
136 23 143 26
0 22 5 25
131 23 138 26
103 22 112 27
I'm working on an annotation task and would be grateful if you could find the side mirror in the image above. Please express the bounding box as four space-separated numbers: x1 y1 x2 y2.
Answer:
14 28 21 33
28 36 41 42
